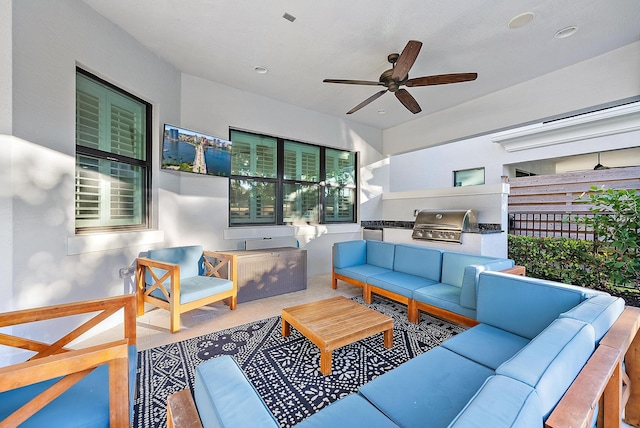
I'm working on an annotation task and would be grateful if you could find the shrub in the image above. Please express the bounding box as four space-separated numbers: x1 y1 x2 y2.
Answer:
507 235 607 290
574 186 640 287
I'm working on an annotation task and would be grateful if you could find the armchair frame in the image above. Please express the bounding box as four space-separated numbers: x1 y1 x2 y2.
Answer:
136 250 238 333
0 294 136 427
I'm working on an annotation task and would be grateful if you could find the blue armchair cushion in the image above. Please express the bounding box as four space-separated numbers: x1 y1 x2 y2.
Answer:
295 394 398 428
441 324 530 370
496 318 595 419
145 245 205 284
149 275 234 304
194 355 279 428
448 375 542 428
359 346 493 428
0 345 137 428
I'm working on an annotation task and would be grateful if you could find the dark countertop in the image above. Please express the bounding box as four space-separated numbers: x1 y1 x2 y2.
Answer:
361 220 503 234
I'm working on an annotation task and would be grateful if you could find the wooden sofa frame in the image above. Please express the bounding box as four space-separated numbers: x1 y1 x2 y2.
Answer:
165 303 640 427
0 294 137 427
136 250 238 333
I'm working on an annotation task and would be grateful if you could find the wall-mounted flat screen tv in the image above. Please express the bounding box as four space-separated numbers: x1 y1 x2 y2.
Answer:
161 124 232 177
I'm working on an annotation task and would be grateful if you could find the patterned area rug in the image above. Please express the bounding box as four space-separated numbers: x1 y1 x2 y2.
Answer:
133 296 466 428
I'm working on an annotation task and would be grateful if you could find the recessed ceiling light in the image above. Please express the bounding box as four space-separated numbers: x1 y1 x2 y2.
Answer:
554 26 578 39
253 66 268 74
377 109 386 115
508 12 535 29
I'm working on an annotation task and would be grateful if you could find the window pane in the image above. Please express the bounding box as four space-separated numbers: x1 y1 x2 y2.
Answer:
75 154 144 228
230 179 276 224
283 141 319 181
75 70 149 232
326 149 355 186
283 183 319 223
325 187 355 222
230 131 277 178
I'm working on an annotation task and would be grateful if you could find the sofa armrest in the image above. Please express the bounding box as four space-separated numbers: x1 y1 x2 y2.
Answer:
0 340 131 426
167 389 203 428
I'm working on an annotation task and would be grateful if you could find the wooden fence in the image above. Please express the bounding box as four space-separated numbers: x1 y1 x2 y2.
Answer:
507 166 640 239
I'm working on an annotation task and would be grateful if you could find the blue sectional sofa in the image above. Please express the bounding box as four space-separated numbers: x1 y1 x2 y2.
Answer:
168 271 637 427
332 240 515 325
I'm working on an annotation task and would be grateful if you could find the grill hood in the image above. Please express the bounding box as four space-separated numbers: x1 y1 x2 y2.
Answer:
412 210 478 243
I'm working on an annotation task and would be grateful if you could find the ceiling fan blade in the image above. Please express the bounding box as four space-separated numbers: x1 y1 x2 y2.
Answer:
392 40 423 80
323 79 384 86
405 73 478 87
395 89 422 114
346 90 387 114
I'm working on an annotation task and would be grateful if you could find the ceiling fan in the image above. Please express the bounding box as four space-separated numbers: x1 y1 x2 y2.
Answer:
323 40 477 115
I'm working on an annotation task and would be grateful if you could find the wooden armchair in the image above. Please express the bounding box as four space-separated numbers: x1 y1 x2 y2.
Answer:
136 245 238 333
0 294 137 427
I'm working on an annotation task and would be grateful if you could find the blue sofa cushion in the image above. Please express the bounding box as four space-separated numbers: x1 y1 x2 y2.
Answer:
476 271 591 340
441 324 530 370
149 275 234 304
448 375 542 428
560 294 625 344
0 345 137 428
412 283 476 320
496 318 595 419
458 259 515 309
194 355 279 428
333 240 367 269
333 265 393 284
366 240 396 269
367 271 439 299
392 244 442 282
359 346 493 428
441 252 506 288
146 245 205 284
295 394 398 428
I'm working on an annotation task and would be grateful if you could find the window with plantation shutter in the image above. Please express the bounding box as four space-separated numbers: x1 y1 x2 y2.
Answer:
75 68 151 232
229 129 356 226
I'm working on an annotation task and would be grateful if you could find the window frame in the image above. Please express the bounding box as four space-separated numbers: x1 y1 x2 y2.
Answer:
228 129 357 226
75 67 152 234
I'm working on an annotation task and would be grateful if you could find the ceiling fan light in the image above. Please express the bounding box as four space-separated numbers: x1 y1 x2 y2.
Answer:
508 12 535 29
253 65 268 74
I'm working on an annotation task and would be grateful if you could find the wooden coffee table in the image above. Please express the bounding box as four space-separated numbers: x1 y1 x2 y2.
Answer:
281 296 394 375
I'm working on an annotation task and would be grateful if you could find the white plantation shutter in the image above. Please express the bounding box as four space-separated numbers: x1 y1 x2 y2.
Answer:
75 70 149 231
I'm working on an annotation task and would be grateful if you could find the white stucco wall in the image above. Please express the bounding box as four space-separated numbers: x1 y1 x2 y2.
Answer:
173 74 384 275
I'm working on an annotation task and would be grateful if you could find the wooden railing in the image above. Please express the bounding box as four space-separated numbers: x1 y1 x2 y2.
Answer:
546 306 640 428
0 294 136 427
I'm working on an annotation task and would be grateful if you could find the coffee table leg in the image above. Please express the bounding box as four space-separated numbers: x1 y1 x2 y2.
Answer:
384 328 393 348
320 349 332 376
282 319 291 337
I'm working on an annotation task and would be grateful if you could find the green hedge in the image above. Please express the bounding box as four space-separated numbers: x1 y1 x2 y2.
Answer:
507 235 608 291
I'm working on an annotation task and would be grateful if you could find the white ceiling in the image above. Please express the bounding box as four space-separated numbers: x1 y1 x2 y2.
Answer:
81 0 640 130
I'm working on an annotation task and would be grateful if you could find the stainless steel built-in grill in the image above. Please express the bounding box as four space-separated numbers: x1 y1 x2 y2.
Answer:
412 210 478 243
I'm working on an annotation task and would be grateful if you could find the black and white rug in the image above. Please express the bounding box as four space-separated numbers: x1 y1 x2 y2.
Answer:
133 296 466 428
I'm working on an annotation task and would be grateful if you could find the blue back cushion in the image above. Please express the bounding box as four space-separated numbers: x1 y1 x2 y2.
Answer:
560 294 624 344
366 241 396 269
333 240 367 268
477 271 588 340
393 244 442 281
145 245 204 284
441 252 504 288
496 318 595 420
